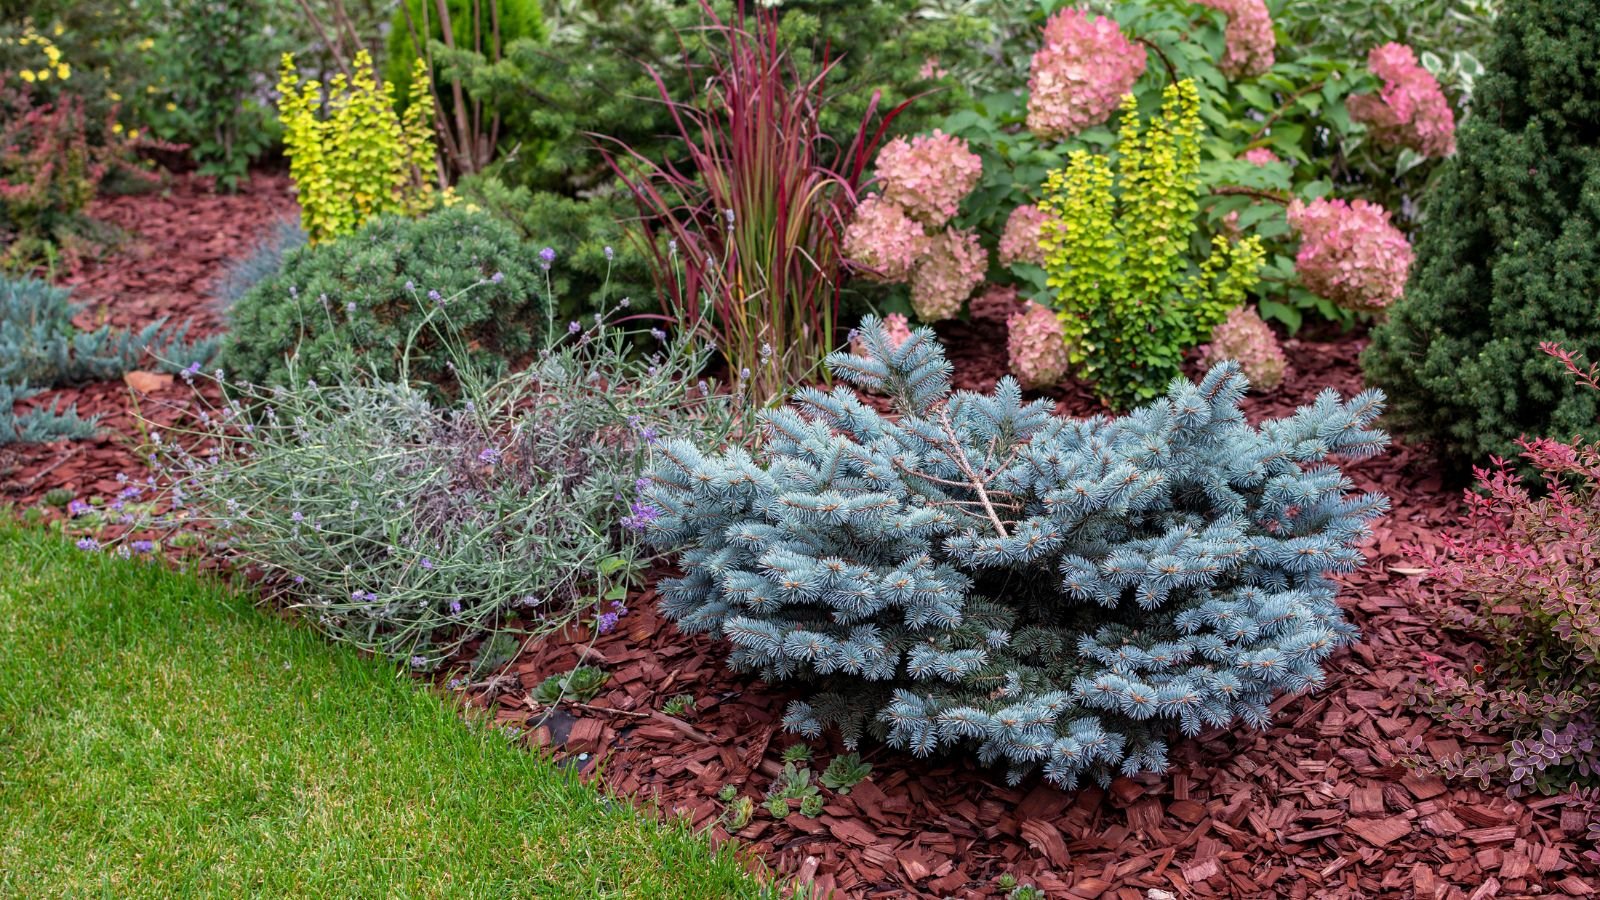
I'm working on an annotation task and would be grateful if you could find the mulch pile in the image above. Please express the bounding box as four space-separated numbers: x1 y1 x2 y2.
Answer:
0 172 295 508
6 172 1596 898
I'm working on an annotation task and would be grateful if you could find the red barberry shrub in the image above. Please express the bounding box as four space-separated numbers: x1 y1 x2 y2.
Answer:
1407 343 1600 802
0 76 154 271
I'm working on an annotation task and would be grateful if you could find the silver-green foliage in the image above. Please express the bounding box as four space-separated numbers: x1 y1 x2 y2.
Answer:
140 300 751 665
641 316 1389 787
0 275 217 445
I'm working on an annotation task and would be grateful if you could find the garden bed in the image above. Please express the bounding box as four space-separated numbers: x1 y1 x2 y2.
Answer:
6 171 1597 899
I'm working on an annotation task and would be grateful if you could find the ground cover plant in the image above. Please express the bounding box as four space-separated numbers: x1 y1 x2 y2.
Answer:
1 274 214 445
638 316 1388 788
0 521 769 898
1363 0 1600 469
137 292 750 666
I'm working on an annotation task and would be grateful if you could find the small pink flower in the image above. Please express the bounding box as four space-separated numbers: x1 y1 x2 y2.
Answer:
1288 197 1413 313
998 204 1059 267
1195 0 1275 78
1347 43 1456 158
1198 305 1287 391
1006 301 1071 389
1242 147 1280 166
1026 10 1146 140
844 196 931 283
875 130 983 227
910 228 987 322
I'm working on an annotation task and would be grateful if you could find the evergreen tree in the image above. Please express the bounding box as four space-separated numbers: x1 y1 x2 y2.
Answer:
1362 1 1600 468
640 317 1388 787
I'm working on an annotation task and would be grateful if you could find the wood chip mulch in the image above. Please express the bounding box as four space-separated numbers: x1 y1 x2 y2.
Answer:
5 173 1596 898
0 172 295 508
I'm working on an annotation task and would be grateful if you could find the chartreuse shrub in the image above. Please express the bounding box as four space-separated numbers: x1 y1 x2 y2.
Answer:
222 206 543 395
638 316 1388 788
120 300 752 667
1039 80 1264 411
1362 0 1600 469
1 274 215 445
276 50 437 244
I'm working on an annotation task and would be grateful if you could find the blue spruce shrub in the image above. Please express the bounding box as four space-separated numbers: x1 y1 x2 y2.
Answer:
640 317 1389 787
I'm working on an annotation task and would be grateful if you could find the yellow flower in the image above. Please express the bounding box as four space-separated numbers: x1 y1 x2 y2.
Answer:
36 69 49 81
19 70 35 83
53 22 65 36
138 38 154 52
108 90 122 101
128 129 139 140
44 45 61 64
112 122 123 134
56 63 69 80
164 102 176 112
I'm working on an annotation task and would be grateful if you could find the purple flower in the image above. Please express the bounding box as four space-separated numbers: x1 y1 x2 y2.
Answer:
448 599 462 615
651 328 667 341
405 280 416 292
568 321 581 334
622 501 661 531
420 557 434 570
131 540 155 554
75 537 99 551
183 361 202 378
428 289 443 303
410 656 427 668
635 477 651 492
539 247 556 270
291 510 304 523
595 611 619 634
639 426 658 445
67 499 91 517
478 447 500 465
346 301 357 314
491 271 505 284
604 246 615 261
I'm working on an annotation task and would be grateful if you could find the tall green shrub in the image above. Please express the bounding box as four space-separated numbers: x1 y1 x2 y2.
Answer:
383 0 545 104
1362 0 1600 468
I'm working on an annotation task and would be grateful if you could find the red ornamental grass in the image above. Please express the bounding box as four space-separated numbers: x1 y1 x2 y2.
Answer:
595 1 912 403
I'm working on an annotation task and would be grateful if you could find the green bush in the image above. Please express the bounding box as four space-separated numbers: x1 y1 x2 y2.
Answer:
222 206 547 396
383 0 546 103
125 303 753 665
1362 0 1600 468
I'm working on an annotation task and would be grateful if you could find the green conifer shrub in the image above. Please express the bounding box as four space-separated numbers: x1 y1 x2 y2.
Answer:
1362 0 1600 468
638 316 1389 787
383 0 546 109
221 206 546 395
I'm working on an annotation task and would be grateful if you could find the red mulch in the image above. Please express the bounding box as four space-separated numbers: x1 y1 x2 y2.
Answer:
6 174 1596 898
0 172 295 507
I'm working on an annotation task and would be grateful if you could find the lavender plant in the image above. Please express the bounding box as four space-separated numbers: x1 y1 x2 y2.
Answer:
116 280 751 667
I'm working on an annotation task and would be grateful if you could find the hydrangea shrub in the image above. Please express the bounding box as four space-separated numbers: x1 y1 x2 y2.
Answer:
1199 305 1287 392
1287 198 1413 314
1194 0 1275 78
1005 301 1070 390
1348 43 1457 159
1025 9 1145 140
640 316 1388 788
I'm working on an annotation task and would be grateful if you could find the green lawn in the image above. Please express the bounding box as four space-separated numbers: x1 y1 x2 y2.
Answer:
0 523 768 898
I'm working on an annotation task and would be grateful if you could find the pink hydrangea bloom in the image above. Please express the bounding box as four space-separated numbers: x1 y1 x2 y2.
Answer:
1198 305 1287 391
1242 147 1280 166
844 195 932 282
1006 301 1071 389
998 204 1059 267
1288 197 1414 313
1026 10 1146 140
1347 43 1456 158
910 228 987 322
852 312 912 357
875 131 983 227
1195 0 1275 78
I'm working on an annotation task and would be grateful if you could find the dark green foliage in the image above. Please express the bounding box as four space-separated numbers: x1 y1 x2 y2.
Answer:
383 0 546 103
1363 0 1600 468
212 217 307 311
532 665 609 704
457 175 650 319
222 206 547 395
819 752 871 794
469 631 522 679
